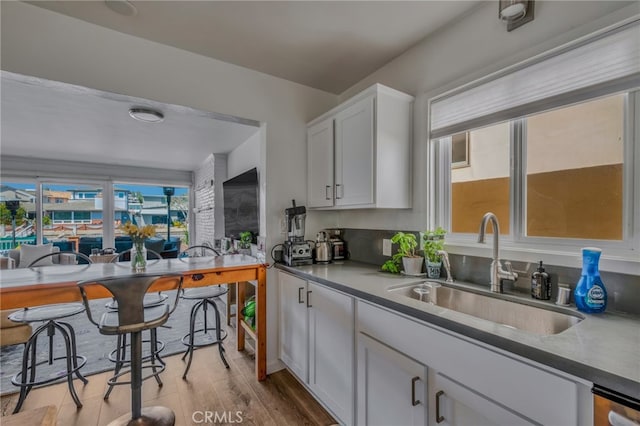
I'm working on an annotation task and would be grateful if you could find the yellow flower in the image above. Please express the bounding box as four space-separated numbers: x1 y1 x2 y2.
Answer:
119 221 156 241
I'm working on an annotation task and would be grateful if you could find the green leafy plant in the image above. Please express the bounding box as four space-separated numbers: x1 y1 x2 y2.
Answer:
381 232 420 274
239 231 253 249
0 204 27 226
423 227 446 263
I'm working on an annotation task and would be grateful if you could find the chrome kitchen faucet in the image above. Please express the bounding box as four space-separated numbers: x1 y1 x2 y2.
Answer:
477 212 518 293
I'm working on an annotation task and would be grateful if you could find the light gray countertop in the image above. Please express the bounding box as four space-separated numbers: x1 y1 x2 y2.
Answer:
276 261 640 400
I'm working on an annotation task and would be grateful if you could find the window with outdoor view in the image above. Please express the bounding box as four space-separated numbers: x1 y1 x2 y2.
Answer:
113 183 189 255
525 94 624 240
441 91 632 245
0 180 35 250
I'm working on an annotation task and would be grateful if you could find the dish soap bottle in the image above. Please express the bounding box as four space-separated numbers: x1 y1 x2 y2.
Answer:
574 247 607 313
531 261 550 300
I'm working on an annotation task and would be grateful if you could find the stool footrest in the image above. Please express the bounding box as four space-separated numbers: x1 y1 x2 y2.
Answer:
11 355 87 387
106 364 166 387
181 328 227 348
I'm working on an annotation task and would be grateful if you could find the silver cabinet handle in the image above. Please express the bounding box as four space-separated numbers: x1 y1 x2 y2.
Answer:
298 287 304 304
436 390 445 423
325 185 331 200
411 376 421 406
335 184 343 199
306 290 312 308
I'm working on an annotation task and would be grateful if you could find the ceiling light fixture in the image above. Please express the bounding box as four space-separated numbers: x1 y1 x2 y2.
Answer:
104 0 137 17
129 107 164 123
499 0 534 32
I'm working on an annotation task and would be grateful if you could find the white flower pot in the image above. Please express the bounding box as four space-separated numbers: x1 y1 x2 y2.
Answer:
402 257 424 276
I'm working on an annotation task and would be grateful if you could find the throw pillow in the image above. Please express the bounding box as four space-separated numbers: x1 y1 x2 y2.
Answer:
18 244 54 268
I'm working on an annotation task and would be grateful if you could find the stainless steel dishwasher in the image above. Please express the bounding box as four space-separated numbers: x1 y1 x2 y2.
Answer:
593 385 640 426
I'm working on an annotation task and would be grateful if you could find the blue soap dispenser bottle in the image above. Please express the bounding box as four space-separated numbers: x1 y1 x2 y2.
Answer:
574 247 607 313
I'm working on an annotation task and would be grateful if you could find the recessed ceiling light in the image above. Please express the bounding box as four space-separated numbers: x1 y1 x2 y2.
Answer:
129 107 164 123
104 0 137 17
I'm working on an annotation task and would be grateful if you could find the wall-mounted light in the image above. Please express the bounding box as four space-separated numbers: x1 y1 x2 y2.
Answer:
129 107 164 123
499 0 534 32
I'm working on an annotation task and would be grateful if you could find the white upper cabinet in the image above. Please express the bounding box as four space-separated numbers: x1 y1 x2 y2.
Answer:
307 118 335 208
307 84 414 209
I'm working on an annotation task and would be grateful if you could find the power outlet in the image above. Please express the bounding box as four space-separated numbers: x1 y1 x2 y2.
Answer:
382 239 392 256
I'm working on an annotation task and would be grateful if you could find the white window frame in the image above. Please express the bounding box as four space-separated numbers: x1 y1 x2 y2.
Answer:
428 16 640 275
433 91 639 274
1 175 192 250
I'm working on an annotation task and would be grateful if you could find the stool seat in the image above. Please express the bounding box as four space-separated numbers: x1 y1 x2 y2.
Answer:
181 286 228 300
105 293 169 310
9 303 85 323
99 305 170 334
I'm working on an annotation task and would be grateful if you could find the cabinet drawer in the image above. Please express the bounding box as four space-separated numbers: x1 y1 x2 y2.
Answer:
357 301 579 426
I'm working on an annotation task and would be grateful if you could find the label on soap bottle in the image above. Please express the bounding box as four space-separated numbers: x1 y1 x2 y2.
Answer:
587 284 606 308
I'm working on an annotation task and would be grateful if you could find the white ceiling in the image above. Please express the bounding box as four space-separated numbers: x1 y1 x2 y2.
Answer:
2 1 480 173
0 72 260 171
26 0 481 94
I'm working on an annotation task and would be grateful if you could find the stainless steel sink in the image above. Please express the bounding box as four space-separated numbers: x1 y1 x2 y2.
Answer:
387 281 584 335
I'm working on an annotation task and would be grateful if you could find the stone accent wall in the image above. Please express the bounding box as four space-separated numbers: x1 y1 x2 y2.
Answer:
194 155 217 246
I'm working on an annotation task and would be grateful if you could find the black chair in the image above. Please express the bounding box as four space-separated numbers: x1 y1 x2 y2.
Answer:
178 245 229 379
78 273 183 426
9 251 92 413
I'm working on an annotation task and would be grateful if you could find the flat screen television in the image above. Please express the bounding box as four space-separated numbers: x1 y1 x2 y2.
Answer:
223 167 259 243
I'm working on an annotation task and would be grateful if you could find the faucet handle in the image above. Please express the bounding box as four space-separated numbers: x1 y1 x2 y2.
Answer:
504 261 518 280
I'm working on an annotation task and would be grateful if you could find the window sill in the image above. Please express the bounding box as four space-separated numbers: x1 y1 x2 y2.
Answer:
444 240 639 276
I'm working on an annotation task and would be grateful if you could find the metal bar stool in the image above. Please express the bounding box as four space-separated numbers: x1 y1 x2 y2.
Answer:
78 273 183 426
9 251 91 414
178 246 229 379
103 249 168 399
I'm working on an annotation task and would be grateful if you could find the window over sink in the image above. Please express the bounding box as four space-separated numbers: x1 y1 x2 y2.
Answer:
430 20 639 261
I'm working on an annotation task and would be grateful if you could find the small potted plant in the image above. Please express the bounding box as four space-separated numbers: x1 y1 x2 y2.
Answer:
381 232 423 275
423 227 446 279
237 231 253 255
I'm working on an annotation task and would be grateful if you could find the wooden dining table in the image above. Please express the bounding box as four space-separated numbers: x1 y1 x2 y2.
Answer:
0 254 268 381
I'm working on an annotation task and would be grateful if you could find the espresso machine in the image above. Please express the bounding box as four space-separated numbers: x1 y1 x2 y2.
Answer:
283 200 313 266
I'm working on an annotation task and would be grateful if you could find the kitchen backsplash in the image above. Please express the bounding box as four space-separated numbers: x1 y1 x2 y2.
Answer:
341 228 640 316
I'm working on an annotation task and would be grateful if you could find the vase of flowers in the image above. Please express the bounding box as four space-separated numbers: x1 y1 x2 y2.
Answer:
120 221 156 273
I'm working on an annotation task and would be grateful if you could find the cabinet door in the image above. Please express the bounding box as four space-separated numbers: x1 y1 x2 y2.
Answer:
307 118 335 208
357 333 428 426
433 373 535 426
278 272 308 381
308 282 354 425
334 96 375 207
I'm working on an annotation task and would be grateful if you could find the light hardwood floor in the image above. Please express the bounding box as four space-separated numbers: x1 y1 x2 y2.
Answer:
1 339 336 426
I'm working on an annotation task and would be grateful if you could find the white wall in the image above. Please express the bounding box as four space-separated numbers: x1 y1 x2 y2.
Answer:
335 0 636 231
0 1 338 373
227 130 261 179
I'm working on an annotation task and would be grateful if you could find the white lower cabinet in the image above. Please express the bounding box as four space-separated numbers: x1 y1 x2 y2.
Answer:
357 300 591 426
280 271 591 426
279 271 308 381
357 333 428 426
278 271 354 425
433 373 534 426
